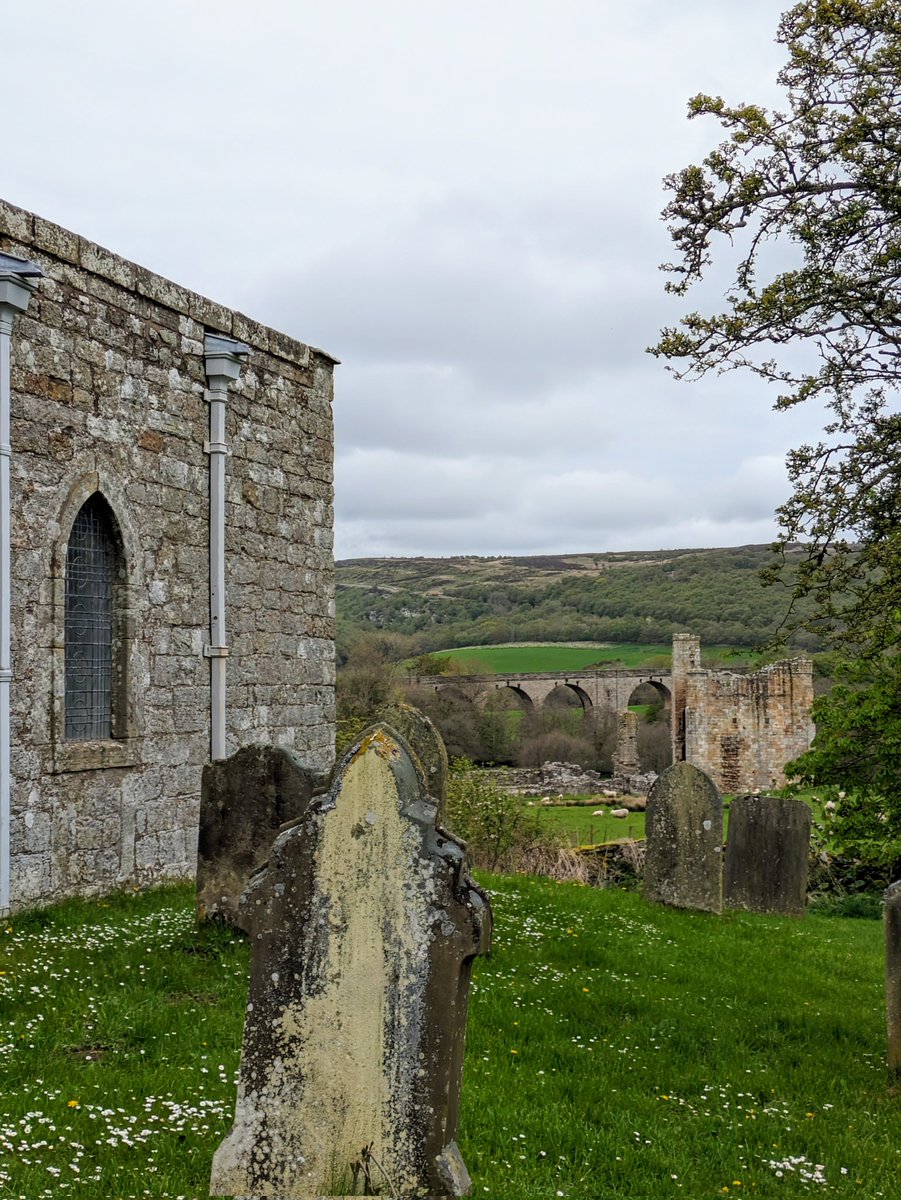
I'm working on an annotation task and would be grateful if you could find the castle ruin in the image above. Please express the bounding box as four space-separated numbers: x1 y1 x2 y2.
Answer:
671 633 814 793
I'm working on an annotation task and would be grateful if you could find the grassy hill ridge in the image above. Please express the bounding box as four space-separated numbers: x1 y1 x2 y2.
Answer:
336 543 819 659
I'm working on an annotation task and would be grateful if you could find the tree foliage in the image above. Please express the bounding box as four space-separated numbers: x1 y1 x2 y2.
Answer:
652 0 901 856
789 654 901 865
337 545 821 658
335 634 404 755
652 0 901 655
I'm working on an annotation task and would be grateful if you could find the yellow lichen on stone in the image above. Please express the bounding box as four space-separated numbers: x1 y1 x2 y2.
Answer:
283 737 426 1194
355 727 402 764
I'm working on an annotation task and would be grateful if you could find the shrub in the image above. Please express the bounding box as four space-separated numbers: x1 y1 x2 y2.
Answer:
806 847 897 900
637 720 672 772
578 839 646 891
404 684 487 761
516 729 593 769
808 891 883 920
444 758 559 871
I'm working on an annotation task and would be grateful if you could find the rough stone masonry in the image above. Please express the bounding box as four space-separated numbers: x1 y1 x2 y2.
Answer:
211 723 491 1199
0 198 336 909
672 634 814 794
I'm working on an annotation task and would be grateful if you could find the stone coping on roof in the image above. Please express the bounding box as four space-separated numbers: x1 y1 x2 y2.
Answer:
0 197 339 369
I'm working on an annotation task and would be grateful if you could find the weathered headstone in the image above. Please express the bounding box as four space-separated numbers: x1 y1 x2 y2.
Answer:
613 709 640 777
210 724 492 1199
724 795 811 916
196 744 325 932
885 880 901 1074
644 761 723 913
378 700 449 815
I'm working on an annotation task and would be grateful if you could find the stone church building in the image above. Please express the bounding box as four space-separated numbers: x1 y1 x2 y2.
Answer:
0 199 336 912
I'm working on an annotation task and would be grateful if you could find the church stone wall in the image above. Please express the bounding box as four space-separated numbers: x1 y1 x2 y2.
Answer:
682 659 814 794
0 198 336 909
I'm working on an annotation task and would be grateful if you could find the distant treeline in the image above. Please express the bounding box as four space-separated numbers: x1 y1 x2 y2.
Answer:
336 544 822 662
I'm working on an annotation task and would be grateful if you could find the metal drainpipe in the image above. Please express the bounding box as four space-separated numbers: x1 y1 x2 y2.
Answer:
202 335 249 761
0 254 43 915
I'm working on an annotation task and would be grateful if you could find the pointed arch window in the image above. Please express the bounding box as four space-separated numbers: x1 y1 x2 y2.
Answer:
64 494 122 741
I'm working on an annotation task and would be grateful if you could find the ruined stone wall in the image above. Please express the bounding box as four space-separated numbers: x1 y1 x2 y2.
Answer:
683 659 814 794
671 632 701 763
0 198 336 908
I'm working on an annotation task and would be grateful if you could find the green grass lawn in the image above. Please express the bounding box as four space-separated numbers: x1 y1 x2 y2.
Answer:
427 644 762 674
429 643 671 673
528 800 647 846
1 880 896 1198
532 794 814 848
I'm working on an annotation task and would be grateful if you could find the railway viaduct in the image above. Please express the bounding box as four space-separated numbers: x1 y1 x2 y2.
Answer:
408 667 672 714
409 634 815 793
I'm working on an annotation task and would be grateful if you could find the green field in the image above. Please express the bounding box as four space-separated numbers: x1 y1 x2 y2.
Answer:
532 795 814 848
1 879 895 1198
529 800 647 846
464 875 891 1199
424 643 760 674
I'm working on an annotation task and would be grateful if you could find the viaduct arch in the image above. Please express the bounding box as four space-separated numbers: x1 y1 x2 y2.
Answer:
408 634 816 793
411 668 674 714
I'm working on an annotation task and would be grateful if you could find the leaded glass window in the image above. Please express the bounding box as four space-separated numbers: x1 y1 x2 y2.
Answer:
64 495 117 740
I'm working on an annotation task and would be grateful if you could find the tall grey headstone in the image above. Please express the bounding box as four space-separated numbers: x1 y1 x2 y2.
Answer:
210 724 492 1199
724 795 811 916
886 880 901 1074
644 761 723 913
196 744 325 932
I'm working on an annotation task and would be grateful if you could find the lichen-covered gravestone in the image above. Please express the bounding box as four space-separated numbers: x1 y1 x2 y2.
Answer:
196 745 326 933
885 880 901 1074
378 701 449 814
724 795 811 916
210 724 492 1199
644 761 723 913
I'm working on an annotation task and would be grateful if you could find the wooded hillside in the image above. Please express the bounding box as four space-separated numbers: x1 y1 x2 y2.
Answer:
336 544 820 660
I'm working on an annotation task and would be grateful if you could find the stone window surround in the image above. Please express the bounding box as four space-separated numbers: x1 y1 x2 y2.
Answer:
49 469 143 773
64 494 117 740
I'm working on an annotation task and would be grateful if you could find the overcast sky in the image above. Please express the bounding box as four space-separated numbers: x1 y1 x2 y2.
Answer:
5 0 817 560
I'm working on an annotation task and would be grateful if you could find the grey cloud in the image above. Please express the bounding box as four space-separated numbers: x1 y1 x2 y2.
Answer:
334 447 797 558
260 219 662 392
4 0 805 561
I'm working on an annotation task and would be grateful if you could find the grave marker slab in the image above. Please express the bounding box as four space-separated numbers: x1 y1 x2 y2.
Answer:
210 724 491 1199
196 744 324 933
644 761 723 913
724 795 811 916
885 880 901 1074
